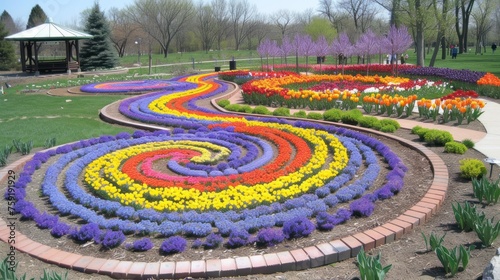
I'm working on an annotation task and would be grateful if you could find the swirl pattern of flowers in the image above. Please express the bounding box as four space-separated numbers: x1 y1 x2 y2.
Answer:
80 79 196 93
8 72 408 253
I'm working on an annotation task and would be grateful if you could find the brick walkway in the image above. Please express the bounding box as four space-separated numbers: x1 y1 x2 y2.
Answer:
1 82 498 279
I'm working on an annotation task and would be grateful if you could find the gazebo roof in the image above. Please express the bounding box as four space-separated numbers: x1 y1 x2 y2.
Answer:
5 18 93 42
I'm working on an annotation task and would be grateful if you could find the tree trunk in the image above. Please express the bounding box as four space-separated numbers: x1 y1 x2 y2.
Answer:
415 25 425 66
441 36 447 59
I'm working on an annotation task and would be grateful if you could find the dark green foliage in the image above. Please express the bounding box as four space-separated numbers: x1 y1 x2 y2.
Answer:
356 248 392 280
341 109 363 125
452 201 484 232
0 21 16 70
380 124 397 133
1 11 19 35
472 177 500 205
358 116 381 129
379 119 400 130
435 244 475 277
462 139 475 149
323 108 344 122
459 158 487 179
474 217 500 247
306 112 323 120
421 232 446 252
216 99 230 108
252 105 272 115
272 107 291 117
293 110 307 118
26 4 47 29
80 3 119 71
444 142 468 154
423 129 454 146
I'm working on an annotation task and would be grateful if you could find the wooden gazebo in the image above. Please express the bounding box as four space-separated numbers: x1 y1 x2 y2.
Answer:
5 18 93 75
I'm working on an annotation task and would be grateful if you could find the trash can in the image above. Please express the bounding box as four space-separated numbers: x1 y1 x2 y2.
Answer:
229 60 236 70
214 66 221 72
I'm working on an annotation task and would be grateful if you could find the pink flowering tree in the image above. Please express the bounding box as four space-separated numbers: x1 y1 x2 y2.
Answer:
279 36 294 66
331 32 353 74
382 25 413 75
354 30 379 75
313 36 330 73
292 34 315 73
257 38 279 72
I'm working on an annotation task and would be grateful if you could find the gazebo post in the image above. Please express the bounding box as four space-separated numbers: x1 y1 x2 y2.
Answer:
75 40 81 72
19 41 26 72
66 41 71 74
34 42 40 76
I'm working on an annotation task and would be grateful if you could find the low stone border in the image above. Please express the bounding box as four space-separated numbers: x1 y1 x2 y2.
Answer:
0 80 449 279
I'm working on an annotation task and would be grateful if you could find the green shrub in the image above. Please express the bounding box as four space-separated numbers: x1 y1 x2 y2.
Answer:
216 99 230 108
272 107 291 117
423 129 454 146
306 112 323 120
411 125 423 134
411 126 430 140
460 158 487 179
358 116 381 129
379 119 400 130
238 105 253 113
293 110 307 118
380 124 397 133
252 105 272 115
224 104 241 112
341 109 363 125
462 139 475 149
323 108 344 122
444 142 468 154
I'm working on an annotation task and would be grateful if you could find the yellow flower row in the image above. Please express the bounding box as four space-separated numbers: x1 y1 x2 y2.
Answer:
83 123 348 212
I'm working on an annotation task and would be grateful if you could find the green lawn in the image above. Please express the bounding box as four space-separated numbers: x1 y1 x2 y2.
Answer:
0 93 134 149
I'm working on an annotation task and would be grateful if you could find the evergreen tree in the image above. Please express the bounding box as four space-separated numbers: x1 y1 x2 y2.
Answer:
0 21 16 70
1 10 19 35
26 5 47 29
79 3 118 71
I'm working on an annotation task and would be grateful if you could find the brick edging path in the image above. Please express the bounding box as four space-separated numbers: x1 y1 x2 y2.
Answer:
0 84 448 279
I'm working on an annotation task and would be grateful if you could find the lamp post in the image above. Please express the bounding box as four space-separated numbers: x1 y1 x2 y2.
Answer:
134 39 141 65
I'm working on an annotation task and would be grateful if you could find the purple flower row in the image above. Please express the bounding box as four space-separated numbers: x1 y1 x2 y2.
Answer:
80 79 195 93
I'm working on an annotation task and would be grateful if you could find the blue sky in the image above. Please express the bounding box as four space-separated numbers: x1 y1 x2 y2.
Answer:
4 0 319 27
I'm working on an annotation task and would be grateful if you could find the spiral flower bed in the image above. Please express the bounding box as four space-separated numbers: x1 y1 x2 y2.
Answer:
6 72 409 256
80 79 196 93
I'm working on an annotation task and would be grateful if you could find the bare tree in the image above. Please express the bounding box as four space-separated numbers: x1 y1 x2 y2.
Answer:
127 0 194 58
339 0 377 34
228 0 258 50
108 8 138 57
373 0 403 26
272 10 293 39
211 0 229 51
471 0 496 54
317 0 347 32
455 0 475 53
429 0 452 66
195 2 217 53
